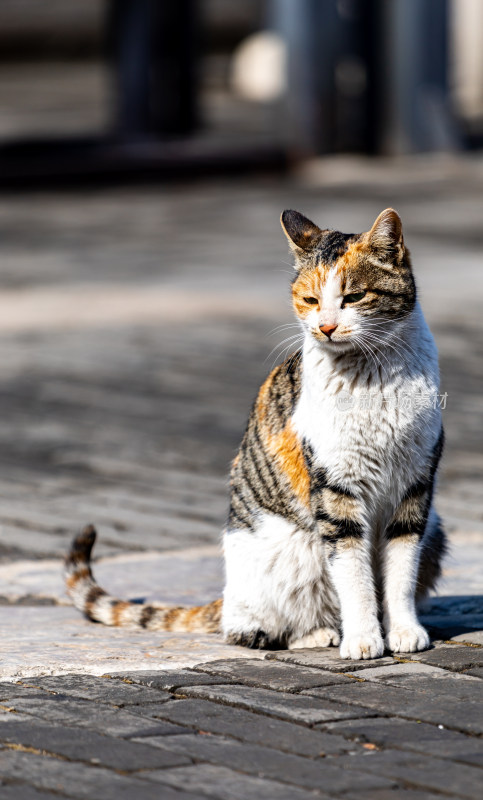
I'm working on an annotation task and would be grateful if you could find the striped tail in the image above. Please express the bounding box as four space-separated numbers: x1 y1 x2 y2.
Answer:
64 525 222 633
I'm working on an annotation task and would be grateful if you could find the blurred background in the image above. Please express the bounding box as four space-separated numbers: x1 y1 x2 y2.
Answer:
0 0 481 586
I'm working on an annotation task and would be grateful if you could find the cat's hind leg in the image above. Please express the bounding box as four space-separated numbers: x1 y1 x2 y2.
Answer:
222 514 340 650
288 627 340 649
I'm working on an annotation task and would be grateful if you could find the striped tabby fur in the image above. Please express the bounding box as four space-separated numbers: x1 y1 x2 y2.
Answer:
66 207 446 659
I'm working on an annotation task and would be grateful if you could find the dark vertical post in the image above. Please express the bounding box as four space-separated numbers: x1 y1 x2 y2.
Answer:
380 0 459 153
274 0 339 155
273 0 380 155
107 0 199 140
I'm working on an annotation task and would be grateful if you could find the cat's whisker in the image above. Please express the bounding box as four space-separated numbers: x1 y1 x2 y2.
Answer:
266 333 304 368
268 323 302 336
364 330 422 365
362 333 403 370
362 339 391 382
353 334 387 380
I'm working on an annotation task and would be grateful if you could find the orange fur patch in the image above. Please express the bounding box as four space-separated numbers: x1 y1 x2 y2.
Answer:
66 567 90 590
256 371 273 426
163 607 183 631
269 422 310 508
292 266 325 318
112 601 130 626
335 239 365 278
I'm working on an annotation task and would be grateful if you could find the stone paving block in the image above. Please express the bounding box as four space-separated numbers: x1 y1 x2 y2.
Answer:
363 673 483 702
307 682 483 735
352 662 449 681
407 644 483 672
0 748 203 800
6 695 187 738
110 669 235 691
323 716 483 768
176 683 376 725
342 749 482 799
147 698 355 757
346 790 462 800
0 685 59 703
450 630 483 645
191 658 354 690
0 785 63 800
18 675 171 706
144 762 337 800
267 649 397 672
465 666 483 679
0 606 263 681
0 719 191 771
135 732 395 794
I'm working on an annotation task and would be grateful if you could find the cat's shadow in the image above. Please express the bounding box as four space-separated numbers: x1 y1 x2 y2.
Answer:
419 594 483 640
126 594 483 643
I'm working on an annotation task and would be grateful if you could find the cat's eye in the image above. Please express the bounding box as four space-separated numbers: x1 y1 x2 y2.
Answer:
344 291 366 304
304 297 319 305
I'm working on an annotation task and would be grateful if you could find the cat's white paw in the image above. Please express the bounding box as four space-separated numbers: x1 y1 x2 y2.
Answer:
340 631 384 660
385 624 430 653
289 627 340 650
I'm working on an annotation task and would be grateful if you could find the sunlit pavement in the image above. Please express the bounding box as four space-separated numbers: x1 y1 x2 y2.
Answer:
0 160 482 798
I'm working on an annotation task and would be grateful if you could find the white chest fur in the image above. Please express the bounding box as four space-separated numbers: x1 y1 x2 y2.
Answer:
293 304 442 521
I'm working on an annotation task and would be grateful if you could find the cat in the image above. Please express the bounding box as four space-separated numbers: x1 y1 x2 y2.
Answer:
66 207 446 660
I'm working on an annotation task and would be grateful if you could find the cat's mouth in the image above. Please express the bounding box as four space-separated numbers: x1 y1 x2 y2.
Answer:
310 329 353 348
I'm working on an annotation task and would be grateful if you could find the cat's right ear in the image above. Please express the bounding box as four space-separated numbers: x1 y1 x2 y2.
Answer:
280 210 322 254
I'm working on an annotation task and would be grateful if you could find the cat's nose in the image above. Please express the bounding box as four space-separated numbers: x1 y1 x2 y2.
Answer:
319 323 338 338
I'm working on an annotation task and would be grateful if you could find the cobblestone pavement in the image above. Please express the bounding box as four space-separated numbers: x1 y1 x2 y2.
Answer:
0 158 482 797
1 646 483 799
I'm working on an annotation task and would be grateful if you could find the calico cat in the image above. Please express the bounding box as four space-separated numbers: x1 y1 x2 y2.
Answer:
66 207 446 660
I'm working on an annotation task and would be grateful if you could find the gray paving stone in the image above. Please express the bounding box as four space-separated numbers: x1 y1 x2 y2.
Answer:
0 685 58 702
307 682 483 735
346 790 462 800
111 669 235 691
352 662 449 681
364 672 483 702
144 763 337 800
136 732 395 794
176 683 376 725
407 644 483 672
342 749 482 799
192 658 354 690
0 719 190 771
323 716 483 767
5 695 186 738
0 748 203 800
0 784 63 800
450 630 483 645
18 675 171 706
146 698 355 756
267 649 397 672
465 666 483 679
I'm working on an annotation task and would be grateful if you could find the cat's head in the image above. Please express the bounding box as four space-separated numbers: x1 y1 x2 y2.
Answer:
281 208 415 351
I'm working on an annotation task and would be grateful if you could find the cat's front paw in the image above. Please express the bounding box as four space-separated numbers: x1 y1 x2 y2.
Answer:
385 624 430 654
340 631 384 660
289 627 340 650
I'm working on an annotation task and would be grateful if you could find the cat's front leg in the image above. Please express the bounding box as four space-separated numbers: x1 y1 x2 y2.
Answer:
328 537 384 659
317 488 383 660
383 491 434 654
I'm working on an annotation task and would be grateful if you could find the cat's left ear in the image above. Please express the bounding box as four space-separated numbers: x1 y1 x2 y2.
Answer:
367 208 404 255
280 209 322 253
